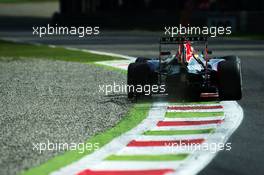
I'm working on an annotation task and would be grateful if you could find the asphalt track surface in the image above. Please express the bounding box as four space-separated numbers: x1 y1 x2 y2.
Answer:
0 30 264 175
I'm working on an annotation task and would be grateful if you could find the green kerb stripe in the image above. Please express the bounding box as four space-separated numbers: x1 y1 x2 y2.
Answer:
105 154 189 161
143 129 214 135
165 112 224 118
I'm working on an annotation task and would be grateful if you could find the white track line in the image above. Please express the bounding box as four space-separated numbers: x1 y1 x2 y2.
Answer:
135 134 210 141
167 109 224 112
95 60 132 70
85 50 136 61
163 116 225 121
151 125 219 130
0 37 136 61
155 124 221 129
89 161 183 171
115 147 194 155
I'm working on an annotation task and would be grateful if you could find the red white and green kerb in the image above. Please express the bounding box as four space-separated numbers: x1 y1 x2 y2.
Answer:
51 100 243 175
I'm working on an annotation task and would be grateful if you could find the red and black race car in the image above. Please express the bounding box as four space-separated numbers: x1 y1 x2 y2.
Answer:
127 36 242 100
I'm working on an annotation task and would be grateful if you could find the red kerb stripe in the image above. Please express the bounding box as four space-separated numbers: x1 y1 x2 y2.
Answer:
127 139 204 147
167 105 223 110
157 120 223 127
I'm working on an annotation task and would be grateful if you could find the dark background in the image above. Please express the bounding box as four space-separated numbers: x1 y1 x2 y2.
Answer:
55 0 264 33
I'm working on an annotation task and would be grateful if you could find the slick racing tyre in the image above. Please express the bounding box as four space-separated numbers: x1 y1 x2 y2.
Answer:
218 56 242 100
127 62 150 99
127 62 156 99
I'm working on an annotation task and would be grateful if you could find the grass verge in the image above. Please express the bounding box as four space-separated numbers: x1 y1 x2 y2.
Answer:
0 40 122 62
21 103 151 175
0 0 57 3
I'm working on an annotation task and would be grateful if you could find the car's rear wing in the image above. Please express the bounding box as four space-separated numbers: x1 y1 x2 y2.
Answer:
160 36 207 44
157 36 209 84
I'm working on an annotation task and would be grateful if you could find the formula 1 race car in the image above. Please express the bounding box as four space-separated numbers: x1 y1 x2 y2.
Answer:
127 36 242 100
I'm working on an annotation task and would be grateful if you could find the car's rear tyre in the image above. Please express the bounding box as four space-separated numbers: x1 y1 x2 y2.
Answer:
218 56 242 100
127 62 156 99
